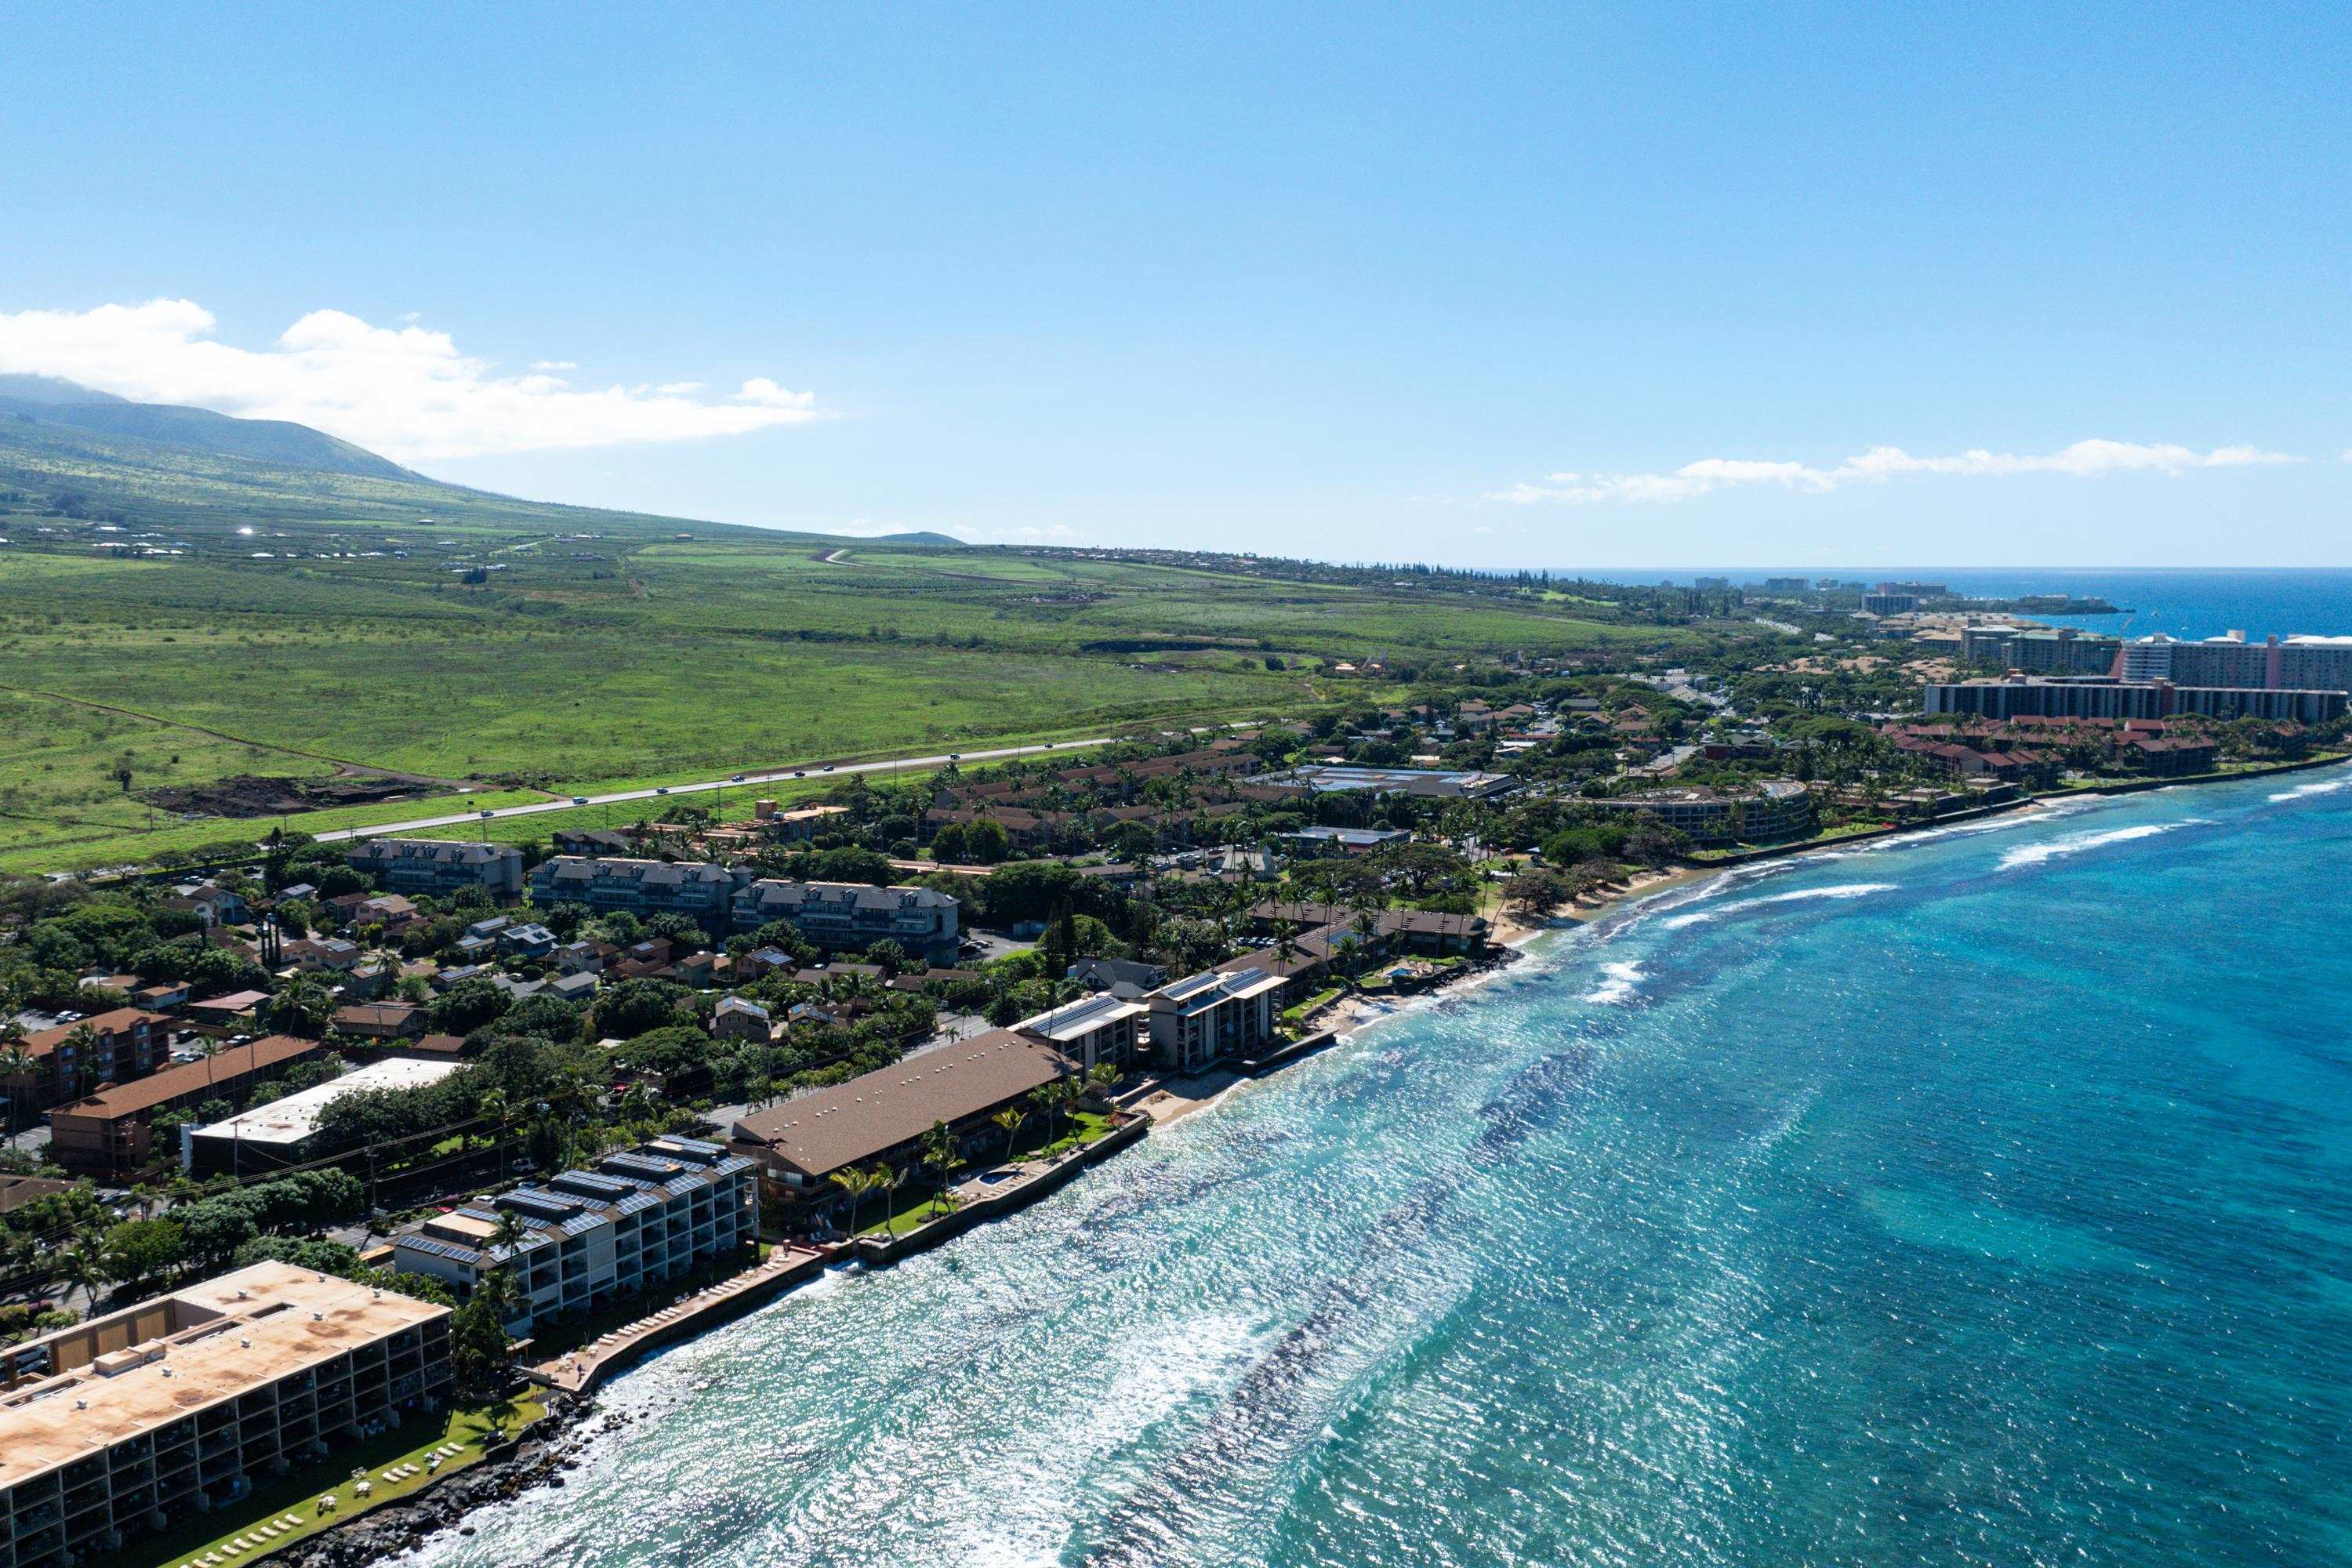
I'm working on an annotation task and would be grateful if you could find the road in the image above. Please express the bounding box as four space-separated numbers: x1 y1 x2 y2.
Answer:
307 737 1122 844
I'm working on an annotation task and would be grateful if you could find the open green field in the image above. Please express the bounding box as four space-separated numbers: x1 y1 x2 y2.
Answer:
0 426 1730 873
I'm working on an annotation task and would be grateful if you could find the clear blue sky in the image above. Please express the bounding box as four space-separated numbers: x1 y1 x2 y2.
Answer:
4 2 2347 565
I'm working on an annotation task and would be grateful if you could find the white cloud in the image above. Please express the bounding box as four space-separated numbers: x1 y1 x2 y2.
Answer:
530 359 579 372
1488 439 2300 506
0 299 822 463
734 376 816 410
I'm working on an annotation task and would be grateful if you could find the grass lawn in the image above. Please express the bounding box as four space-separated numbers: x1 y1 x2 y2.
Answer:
1281 986 1342 1025
125 1391 546 1568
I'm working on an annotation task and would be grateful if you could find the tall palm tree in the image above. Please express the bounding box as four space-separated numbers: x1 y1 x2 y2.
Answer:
875 1163 906 1238
921 1123 959 1220
829 1165 877 1236
1028 1084 1062 1151
990 1107 1025 1165
0 1036 35 1139
61 1024 100 1102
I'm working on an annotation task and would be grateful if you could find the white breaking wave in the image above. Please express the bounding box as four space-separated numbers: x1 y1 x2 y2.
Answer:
2269 773 2352 803
1996 820 2198 871
1582 961 1646 1004
1660 882 1896 930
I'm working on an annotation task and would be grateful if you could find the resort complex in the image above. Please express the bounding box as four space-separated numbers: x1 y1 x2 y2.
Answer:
0 1262 452 1568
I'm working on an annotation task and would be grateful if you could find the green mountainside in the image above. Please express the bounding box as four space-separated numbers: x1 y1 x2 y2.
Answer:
0 373 421 481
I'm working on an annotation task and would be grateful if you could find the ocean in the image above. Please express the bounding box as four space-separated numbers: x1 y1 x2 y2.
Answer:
400 764 2352 1568
1568 567 2352 642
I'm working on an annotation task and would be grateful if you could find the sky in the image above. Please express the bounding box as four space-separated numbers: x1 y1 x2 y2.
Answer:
2 2 2347 566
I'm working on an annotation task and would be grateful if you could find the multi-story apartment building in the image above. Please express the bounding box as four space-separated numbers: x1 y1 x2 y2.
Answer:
527 855 746 925
393 1137 754 1336
4 1008 172 1118
2119 633 2352 692
1013 993 1148 1073
1961 626 2121 675
347 838 523 900
46 1034 322 1180
1586 779 1815 846
1145 967 1287 1073
729 879 961 965
1925 677 2347 724
0 1261 451 1568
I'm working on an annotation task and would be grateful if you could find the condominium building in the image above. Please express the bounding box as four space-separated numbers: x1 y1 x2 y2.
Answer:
1587 779 1815 846
392 1137 755 1336
1257 764 1518 800
0 1261 452 1568
729 1033 1078 1216
729 879 961 965
3 1008 172 1118
1145 967 1287 1073
1960 626 2121 675
2118 633 2352 692
1013 993 1148 1073
347 838 523 900
46 1034 323 1180
528 855 747 924
1924 677 2347 724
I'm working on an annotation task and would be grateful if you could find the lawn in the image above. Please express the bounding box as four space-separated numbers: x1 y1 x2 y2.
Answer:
125 1391 547 1568
851 1112 1120 1236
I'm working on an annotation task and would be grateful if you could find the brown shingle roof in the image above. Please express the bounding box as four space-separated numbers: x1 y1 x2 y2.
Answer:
54 1035 321 1122
18 1007 167 1061
731 1032 1076 1181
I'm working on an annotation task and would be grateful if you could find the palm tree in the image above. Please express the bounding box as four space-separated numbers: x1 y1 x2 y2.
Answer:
0 1035 35 1139
990 1107 1025 1165
1087 1061 1120 1105
875 1163 906 1237
266 975 333 1038
62 1023 100 1102
829 1165 877 1236
921 1122 959 1219
55 1243 105 1315
1028 1084 1062 1151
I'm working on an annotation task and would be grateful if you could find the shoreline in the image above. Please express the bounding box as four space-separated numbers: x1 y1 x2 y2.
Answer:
346 750 2352 1563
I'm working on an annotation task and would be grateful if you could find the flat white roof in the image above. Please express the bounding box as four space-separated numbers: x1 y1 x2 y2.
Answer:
188 1057 466 1149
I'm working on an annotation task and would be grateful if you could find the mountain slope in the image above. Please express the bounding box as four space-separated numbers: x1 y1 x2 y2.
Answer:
0 379 417 481
0 409 837 544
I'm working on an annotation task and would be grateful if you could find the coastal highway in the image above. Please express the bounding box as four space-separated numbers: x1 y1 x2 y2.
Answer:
303 722 1266 846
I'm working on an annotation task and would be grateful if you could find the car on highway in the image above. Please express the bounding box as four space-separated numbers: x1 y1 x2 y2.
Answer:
656 786 670 795
572 795 588 804
792 770 805 778
731 773 746 782
479 809 495 819
821 764 835 772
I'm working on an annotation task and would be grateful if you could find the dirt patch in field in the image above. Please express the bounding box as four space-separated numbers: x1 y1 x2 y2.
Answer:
139 772 427 818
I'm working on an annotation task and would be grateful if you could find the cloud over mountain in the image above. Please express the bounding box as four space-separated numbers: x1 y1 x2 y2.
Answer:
0 299 822 462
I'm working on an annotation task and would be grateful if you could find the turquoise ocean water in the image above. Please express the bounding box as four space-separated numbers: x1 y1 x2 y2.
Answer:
407 768 2352 1568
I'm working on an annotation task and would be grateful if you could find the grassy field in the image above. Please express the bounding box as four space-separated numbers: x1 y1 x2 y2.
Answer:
0 429 1727 873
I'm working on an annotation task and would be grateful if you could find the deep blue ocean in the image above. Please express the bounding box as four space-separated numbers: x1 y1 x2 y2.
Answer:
1573 567 2352 642
405 766 2352 1568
